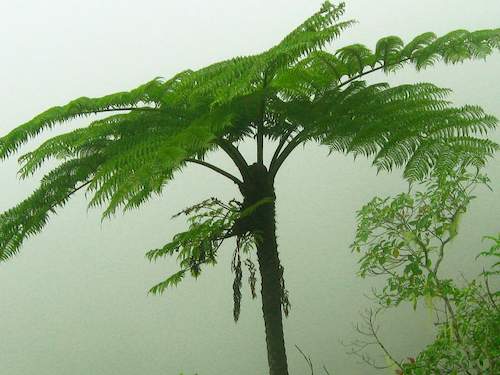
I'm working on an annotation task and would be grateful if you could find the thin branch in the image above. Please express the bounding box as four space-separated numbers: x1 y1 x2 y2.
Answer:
484 276 499 311
185 158 243 186
366 309 401 370
345 308 403 372
433 240 448 275
295 345 314 375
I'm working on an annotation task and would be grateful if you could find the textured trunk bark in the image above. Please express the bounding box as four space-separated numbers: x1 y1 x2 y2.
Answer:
256 211 289 375
239 163 289 375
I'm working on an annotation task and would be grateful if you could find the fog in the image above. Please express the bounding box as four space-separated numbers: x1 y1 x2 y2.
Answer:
0 1 499 374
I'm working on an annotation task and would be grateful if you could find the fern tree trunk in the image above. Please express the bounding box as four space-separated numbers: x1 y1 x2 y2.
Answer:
256 207 289 375
239 163 289 375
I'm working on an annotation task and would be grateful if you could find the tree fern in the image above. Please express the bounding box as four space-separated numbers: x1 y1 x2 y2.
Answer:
0 2 498 374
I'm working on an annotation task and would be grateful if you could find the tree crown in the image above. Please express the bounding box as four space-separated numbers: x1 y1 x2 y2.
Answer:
0 1 498 264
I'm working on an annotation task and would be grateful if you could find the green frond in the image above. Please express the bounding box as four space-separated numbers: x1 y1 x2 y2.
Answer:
265 1 354 73
0 155 102 261
316 81 498 180
368 104 497 173
414 28 500 69
149 270 187 295
298 28 499 87
10 102 234 227
400 32 437 59
1 1 498 263
17 112 149 178
146 198 253 296
88 113 230 218
177 1 355 108
375 36 404 71
431 137 498 178
336 44 376 75
0 79 164 159
304 51 350 82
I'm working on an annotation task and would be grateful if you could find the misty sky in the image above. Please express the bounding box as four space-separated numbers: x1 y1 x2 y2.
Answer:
0 1 499 374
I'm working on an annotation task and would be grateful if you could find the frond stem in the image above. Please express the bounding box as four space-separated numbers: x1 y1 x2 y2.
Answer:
257 74 268 166
185 158 243 186
270 126 296 167
45 180 93 213
269 129 308 179
67 181 93 199
76 106 159 116
337 58 412 89
216 139 250 180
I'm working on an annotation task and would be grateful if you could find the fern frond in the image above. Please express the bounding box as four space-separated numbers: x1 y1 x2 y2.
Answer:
299 28 499 88
316 81 498 180
375 36 404 71
17 112 155 178
414 28 500 69
179 1 355 108
0 79 164 159
400 32 437 59
402 137 498 181
89 112 231 218
146 198 251 295
149 270 187 295
1 1 498 264
337 44 377 75
0 155 102 260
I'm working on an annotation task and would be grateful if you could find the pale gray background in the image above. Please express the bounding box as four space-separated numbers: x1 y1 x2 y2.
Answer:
0 1 499 374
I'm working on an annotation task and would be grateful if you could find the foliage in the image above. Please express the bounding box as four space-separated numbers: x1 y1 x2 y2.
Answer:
0 2 499 374
401 271 499 374
1 2 498 265
352 167 490 308
348 167 499 374
146 197 266 321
